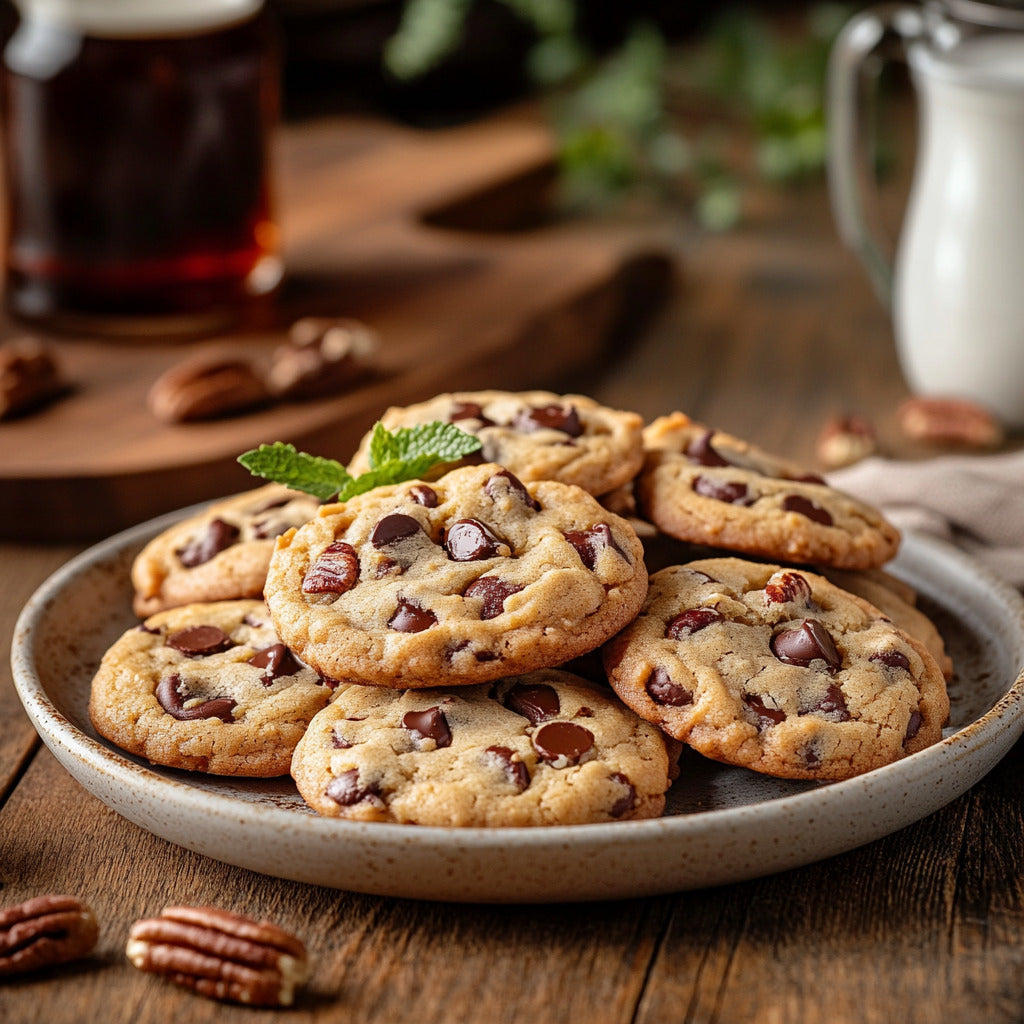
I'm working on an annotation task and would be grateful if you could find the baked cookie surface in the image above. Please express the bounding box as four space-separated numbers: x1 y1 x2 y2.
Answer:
131 484 322 617
290 670 672 826
89 600 333 776
264 464 648 687
346 390 644 497
602 559 949 781
636 413 900 570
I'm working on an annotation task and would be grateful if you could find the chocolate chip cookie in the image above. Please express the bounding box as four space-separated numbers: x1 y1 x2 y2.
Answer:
131 484 321 617
636 413 901 570
264 463 648 687
89 600 333 776
346 390 644 497
289 670 673 826
602 559 949 781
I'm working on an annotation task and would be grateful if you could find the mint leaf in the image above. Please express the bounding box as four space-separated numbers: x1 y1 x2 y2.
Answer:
237 421 482 502
237 443 353 502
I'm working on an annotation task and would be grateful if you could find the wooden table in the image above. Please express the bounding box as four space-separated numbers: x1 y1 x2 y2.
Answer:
4 113 1024 1024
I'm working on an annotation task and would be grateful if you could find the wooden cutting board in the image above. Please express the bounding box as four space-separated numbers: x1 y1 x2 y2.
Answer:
0 111 673 541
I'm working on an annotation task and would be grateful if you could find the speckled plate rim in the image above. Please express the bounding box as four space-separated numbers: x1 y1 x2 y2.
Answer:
11 512 1024 903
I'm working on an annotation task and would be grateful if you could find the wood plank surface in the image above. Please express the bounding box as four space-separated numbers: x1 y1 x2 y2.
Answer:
3 110 1024 1024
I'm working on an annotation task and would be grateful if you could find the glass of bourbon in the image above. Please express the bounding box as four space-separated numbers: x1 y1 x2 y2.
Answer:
1 0 282 336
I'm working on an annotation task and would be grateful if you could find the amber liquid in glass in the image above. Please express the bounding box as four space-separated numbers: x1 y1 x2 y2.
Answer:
1 9 280 334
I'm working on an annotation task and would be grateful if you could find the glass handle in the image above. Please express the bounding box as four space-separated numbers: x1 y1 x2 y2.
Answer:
827 4 924 307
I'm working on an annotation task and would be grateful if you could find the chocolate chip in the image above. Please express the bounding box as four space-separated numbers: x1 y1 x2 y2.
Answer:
242 613 265 628
562 523 626 570
388 597 437 632
370 512 424 547
136 622 160 635
485 746 530 791
402 707 452 748
871 650 911 671
666 607 723 639
513 403 583 437
533 721 594 766
463 577 523 619
765 571 813 605
165 625 232 657
247 643 301 684
502 682 560 724
645 666 693 707
686 429 730 467
155 674 236 723
449 400 493 425
609 772 636 817
692 476 752 505
303 541 359 595
576 706 594 718
786 471 828 486
803 683 851 721
409 485 438 508
905 710 923 742
325 769 383 808
782 494 834 526
744 693 786 730
485 469 540 510
771 619 842 672
445 518 506 561
331 731 353 749
176 518 239 568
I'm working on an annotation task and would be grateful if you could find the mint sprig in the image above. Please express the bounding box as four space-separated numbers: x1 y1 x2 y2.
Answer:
237 420 482 502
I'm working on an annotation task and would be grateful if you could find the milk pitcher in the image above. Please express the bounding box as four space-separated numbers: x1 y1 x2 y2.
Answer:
828 0 1024 428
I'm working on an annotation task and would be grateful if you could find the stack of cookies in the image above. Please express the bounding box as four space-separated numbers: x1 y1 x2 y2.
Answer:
89 389 951 827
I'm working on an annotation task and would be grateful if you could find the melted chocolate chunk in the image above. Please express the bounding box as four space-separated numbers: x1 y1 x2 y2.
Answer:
247 643 301 683
666 607 723 639
155 674 236 723
370 513 424 547
871 650 911 671
449 400 494 425
463 577 523 619
692 476 752 505
408 485 438 508
502 682 560 724
166 625 232 657
513 403 583 437
303 541 359 596
786 471 828 486
744 693 786 730
177 518 239 568
402 707 452 748
804 683 851 721
445 518 505 561
331 731 354 749
562 523 626 570
388 597 437 633
609 772 637 817
485 746 530 791
485 469 540 510
771 619 842 672
905 710 923 742
765 571 813 605
686 429 730 467
782 494 834 526
533 721 594 766
645 666 693 707
325 769 382 807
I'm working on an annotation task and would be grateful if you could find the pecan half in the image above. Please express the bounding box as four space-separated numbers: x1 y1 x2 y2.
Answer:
816 413 877 468
0 894 99 976
147 350 270 423
897 396 1004 448
266 317 378 401
126 905 310 1007
0 337 68 420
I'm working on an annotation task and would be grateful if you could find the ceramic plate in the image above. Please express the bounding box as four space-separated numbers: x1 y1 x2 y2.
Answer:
12 511 1024 903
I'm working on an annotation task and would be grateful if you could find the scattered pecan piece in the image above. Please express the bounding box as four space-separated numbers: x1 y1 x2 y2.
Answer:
816 413 877 468
897 396 1004 448
0 337 68 420
126 905 310 1007
147 350 270 423
0 894 99 976
266 317 378 401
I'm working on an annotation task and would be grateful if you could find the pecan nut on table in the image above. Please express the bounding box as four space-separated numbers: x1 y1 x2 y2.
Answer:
0 894 99 977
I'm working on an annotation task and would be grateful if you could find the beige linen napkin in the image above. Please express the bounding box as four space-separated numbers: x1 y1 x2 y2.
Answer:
828 449 1024 588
